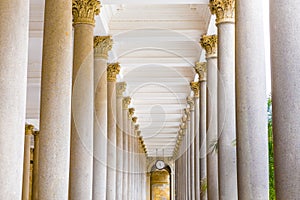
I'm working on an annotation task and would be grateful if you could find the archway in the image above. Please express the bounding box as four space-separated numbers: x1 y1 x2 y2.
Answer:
150 166 172 200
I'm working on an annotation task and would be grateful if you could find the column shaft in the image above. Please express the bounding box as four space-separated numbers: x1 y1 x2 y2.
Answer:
185 110 191 200
70 1 100 198
127 112 133 200
210 1 238 198
93 36 112 200
122 111 128 200
116 82 126 199
0 1 29 198
38 1 72 199
194 96 200 200
70 23 94 199
107 81 117 199
270 1 300 199
32 131 39 200
191 80 201 200
194 62 208 200
106 63 120 199
199 81 207 200
187 98 195 200
201 35 219 200
22 126 33 200
236 1 269 199
122 97 130 200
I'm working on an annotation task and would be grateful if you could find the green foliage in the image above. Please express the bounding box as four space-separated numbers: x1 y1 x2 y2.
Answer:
268 97 276 200
200 177 207 197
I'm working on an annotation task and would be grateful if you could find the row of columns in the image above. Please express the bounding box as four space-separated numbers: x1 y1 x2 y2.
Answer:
1 0 300 199
174 0 300 199
2 0 148 199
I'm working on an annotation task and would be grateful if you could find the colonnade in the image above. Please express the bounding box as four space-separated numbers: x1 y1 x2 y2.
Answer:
174 0 300 200
0 0 147 199
0 0 300 199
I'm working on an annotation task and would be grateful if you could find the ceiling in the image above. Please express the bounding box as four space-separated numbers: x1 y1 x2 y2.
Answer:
26 0 216 157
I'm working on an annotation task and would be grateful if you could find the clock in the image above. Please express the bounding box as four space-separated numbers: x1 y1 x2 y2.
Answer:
155 160 165 169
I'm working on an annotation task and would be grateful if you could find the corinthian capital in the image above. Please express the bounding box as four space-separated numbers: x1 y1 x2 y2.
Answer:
195 62 207 82
123 97 131 110
184 108 191 121
200 35 218 58
128 108 135 118
94 36 113 59
107 63 120 82
132 117 138 123
187 96 195 110
25 124 34 135
209 0 235 24
190 82 200 98
117 82 127 97
72 0 101 26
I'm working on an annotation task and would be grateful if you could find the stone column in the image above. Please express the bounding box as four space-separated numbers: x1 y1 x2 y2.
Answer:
270 1 300 199
22 125 34 200
178 117 187 199
183 109 190 200
191 81 200 200
38 1 73 199
134 127 140 199
122 97 131 200
176 131 183 200
69 0 100 199
200 34 219 200
187 97 195 200
93 36 113 200
128 108 135 199
116 82 126 199
209 1 238 199
132 118 138 198
70 1 100 199
141 144 147 200
0 1 29 198
194 62 208 200
32 131 39 200
106 63 120 199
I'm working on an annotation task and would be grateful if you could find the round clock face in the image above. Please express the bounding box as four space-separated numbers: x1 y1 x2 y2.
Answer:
155 160 165 169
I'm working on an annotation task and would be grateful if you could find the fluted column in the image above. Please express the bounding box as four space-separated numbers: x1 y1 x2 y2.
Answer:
22 125 34 200
0 1 29 198
32 131 39 200
106 63 120 199
93 36 113 200
37 1 73 199
116 82 126 200
191 81 200 200
209 1 238 199
194 62 208 200
122 97 131 200
270 1 300 199
70 1 100 199
200 34 219 200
